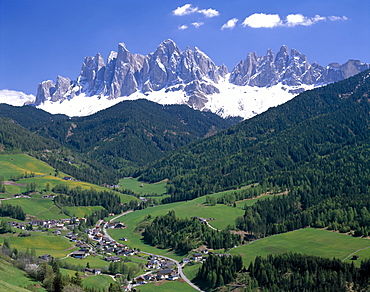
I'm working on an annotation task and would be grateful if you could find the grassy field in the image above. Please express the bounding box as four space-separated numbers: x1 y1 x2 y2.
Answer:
0 154 57 180
62 255 109 270
82 274 115 289
138 279 198 292
0 232 76 258
2 197 68 220
235 193 280 209
108 197 244 261
229 228 370 267
0 154 138 217
119 177 167 195
0 257 46 291
0 280 34 292
64 206 105 218
182 263 201 282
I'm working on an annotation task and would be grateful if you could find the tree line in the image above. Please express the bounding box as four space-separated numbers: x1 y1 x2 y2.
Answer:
143 211 241 254
248 253 370 291
1 239 103 292
196 253 244 289
136 69 370 203
53 184 140 215
0 203 26 220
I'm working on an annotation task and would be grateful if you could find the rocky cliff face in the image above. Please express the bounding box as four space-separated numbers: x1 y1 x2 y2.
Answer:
35 40 226 110
34 40 370 112
229 46 370 87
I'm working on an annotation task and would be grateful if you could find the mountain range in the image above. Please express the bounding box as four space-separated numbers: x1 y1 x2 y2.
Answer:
136 68 370 201
2 40 369 119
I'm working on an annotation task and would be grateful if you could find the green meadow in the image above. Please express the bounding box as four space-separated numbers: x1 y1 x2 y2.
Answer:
182 263 201 282
64 206 105 218
0 232 76 258
108 196 245 260
0 257 46 291
2 197 68 220
82 274 115 289
229 228 370 266
235 193 280 209
62 255 109 270
0 154 137 213
138 280 198 292
0 154 56 179
119 177 167 195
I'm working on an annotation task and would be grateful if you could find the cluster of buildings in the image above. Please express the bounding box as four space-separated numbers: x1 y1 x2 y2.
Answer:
8 217 84 231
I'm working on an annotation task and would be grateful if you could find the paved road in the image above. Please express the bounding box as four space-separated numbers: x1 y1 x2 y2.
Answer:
101 210 204 292
102 210 133 241
342 246 370 262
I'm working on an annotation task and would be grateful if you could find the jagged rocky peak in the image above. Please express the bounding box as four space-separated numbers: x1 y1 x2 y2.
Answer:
35 76 73 105
79 53 106 95
35 80 55 105
34 40 370 110
52 76 72 102
229 45 370 88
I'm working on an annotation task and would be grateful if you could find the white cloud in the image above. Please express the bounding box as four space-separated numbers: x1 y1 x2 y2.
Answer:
172 4 219 18
192 22 204 28
242 13 282 28
328 15 348 21
221 18 239 30
178 24 188 30
173 4 198 16
286 14 326 26
198 8 220 18
241 13 348 29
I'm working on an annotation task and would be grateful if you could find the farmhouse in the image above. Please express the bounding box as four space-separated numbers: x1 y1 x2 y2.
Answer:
156 269 179 280
84 268 101 275
38 254 51 262
71 251 87 259
135 276 146 285
191 253 203 261
30 220 45 227
169 272 179 281
114 223 126 229
105 256 120 262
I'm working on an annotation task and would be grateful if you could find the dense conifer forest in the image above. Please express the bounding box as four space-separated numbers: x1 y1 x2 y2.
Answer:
1 70 370 291
248 253 370 291
136 69 370 200
142 211 241 253
0 99 236 184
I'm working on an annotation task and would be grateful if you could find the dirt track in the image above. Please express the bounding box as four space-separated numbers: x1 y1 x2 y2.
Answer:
3 181 27 186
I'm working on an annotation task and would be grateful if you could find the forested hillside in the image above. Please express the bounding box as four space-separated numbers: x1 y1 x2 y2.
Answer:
0 99 236 184
36 99 237 169
0 117 60 152
0 99 237 174
0 117 121 184
0 104 68 126
136 69 370 201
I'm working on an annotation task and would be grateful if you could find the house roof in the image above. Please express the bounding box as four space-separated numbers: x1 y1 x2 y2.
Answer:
158 269 173 275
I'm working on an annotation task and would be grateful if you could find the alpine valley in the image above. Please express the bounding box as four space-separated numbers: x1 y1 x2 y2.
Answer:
1 40 370 292
1 39 369 119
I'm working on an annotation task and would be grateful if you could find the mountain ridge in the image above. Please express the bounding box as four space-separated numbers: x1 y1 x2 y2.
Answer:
135 69 370 202
23 40 368 118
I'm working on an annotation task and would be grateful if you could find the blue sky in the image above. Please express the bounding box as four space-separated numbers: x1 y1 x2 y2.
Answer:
0 0 369 94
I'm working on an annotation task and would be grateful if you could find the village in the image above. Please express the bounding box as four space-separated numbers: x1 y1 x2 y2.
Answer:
7 213 210 291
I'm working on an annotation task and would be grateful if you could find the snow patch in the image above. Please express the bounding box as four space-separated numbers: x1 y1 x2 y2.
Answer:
0 78 317 119
0 89 36 106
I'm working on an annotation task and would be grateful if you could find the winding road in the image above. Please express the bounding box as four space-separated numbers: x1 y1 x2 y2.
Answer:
102 210 204 292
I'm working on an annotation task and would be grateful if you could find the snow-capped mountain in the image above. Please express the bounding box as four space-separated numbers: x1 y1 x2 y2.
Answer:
4 40 370 119
0 90 35 106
